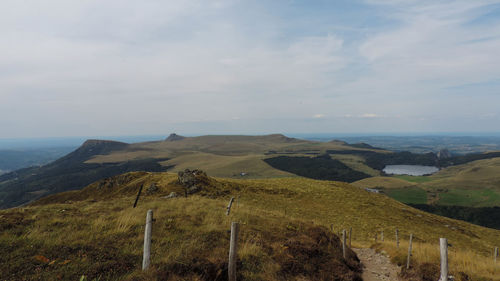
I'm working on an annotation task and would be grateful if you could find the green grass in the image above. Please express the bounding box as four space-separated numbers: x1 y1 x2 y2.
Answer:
385 187 428 204
437 189 500 207
393 175 434 183
330 154 381 177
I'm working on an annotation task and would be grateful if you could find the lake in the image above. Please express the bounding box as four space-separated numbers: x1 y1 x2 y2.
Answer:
383 165 439 176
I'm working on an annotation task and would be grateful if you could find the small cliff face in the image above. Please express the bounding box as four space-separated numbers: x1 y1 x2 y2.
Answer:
53 139 129 164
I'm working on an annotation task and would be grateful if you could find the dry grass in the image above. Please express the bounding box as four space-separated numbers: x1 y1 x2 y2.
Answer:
84 134 382 179
2 172 500 280
373 239 499 280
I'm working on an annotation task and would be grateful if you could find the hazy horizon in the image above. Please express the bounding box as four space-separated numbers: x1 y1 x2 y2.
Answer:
2 131 500 150
2 0 500 138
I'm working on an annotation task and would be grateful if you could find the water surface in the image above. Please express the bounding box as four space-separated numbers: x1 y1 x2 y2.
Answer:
383 165 439 176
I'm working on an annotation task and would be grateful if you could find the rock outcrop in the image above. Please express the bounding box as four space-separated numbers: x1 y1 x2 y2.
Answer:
145 183 158 195
177 169 209 195
165 133 185 142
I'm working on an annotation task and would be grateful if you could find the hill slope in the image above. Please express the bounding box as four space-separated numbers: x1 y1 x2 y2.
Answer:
0 140 170 209
3 133 500 211
0 134 383 209
2 172 499 280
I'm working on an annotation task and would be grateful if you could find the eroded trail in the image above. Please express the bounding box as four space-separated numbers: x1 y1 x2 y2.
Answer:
353 248 401 281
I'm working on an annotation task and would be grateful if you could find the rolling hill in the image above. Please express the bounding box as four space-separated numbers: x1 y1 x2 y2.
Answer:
1 171 499 280
0 140 171 209
3 133 500 212
352 157 500 208
0 134 382 209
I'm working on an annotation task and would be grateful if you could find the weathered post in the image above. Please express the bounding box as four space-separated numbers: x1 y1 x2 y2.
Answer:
440 238 449 281
142 209 153 270
407 233 413 269
228 222 239 281
226 197 235 216
495 247 498 264
342 229 347 259
133 184 144 208
396 229 399 248
381 231 384 241
349 227 352 248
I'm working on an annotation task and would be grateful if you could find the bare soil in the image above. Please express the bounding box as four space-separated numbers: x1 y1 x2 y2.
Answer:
353 248 401 281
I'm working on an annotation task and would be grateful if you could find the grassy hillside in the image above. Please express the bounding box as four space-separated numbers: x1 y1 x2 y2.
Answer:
351 156 500 207
4 133 500 213
86 134 380 180
0 140 171 209
2 172 499 280
1 134 384 209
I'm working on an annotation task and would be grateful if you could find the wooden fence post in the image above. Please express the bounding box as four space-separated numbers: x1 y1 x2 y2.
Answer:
226 197 235 216
495 247 498 264
342 229 347 259
228 222 240 281
133 184 144 208
142 210 153 270
396 229 399 248
440 238 449 281
407 233 413 269
349 227 352 248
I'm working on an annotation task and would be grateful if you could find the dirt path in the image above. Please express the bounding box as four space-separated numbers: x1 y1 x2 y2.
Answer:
353 248 401 281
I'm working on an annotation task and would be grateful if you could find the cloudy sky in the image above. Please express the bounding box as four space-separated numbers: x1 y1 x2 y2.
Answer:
1 0 500 138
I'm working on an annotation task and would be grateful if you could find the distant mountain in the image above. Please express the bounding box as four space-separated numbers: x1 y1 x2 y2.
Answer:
165 133 185 141
347 142 384 150
0 134 373 209
0 140 170 209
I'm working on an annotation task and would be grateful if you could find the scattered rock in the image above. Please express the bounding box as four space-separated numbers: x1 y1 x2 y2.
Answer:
163 192 179 199
187 185 201 194
145 183 158 195
178 169 208 189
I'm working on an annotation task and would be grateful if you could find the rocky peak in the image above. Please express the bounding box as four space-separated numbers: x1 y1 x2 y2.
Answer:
165 133 185 142
55 139 129 164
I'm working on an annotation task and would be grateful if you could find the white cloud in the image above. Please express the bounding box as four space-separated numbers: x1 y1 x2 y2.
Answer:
1 0 500 137
360 113 380 118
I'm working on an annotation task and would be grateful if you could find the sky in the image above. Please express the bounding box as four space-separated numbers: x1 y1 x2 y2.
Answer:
1 0 500 138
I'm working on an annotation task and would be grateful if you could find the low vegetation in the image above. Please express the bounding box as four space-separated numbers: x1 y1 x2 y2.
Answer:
385 187 428 205
263 154 371 183
0 140 171 209
1 172 499 280
372 240 499 281
410 204 500 230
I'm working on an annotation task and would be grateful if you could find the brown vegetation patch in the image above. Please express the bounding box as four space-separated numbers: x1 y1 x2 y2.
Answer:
275 226 362 281
0 211 34 233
